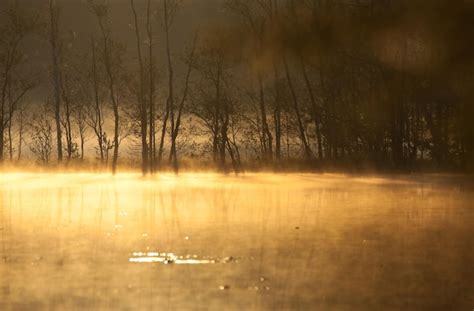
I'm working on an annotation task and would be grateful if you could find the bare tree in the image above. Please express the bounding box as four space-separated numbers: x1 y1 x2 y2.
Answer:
191 32 240 172
146 0 157 172
130 0 149 175
12 102 26 162
0 2 35 163
157 0 180 166
47 0 63 163
28 104 54 165
85 37 107 164
169 30 199 172
88 0 123 174
225 0 274 160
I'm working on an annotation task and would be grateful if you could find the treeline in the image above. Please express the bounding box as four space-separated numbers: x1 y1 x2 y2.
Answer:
0 0 473 173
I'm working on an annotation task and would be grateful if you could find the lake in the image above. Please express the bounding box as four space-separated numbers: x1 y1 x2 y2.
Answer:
0 173 473 310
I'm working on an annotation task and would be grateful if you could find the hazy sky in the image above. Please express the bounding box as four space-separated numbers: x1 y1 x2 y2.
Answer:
1 0 227 97
3 0 225 51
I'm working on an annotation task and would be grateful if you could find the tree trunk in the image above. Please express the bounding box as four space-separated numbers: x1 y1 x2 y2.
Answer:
273 64 281 161
159 0 174 168
146 0 156 173
60 77 74 160
49 0 63 163
283 57 312 159
258 74 273 160
96 14 120 174
169 31 198 172
8 117 12 161
91 38 105 162
300 57 323 160
130 0 149 175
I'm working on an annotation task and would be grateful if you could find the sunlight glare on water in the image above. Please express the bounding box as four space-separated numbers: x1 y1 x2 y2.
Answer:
128 252 217 265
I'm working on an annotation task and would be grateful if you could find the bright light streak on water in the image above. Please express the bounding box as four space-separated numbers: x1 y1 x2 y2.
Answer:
129 251 233 264
129 255 215 265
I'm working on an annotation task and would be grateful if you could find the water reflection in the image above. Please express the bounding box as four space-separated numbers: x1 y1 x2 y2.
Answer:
0 173 473 310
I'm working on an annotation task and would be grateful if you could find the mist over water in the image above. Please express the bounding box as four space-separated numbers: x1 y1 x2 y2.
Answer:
1 0 474 309
1 173 472 310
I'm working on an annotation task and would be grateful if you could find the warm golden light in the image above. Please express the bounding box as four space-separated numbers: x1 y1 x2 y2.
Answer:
1 173 472 309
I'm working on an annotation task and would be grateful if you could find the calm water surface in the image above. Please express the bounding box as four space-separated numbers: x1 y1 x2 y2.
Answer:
0 173 473 310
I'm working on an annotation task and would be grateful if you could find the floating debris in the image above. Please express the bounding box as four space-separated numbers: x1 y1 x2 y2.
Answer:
218 285 230 291
163 258 174 265
259 276 266 282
